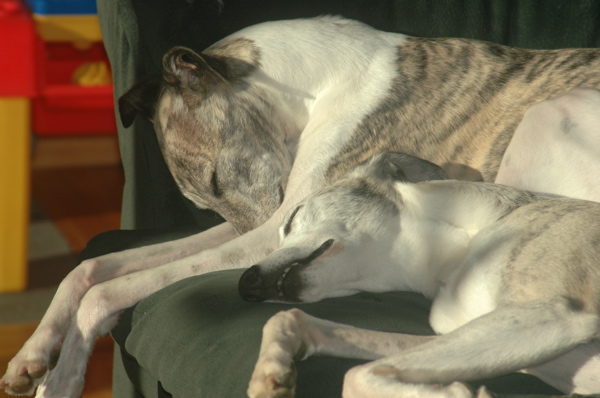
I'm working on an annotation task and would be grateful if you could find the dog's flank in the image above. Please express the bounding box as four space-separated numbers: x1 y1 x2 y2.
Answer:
326 38 600 184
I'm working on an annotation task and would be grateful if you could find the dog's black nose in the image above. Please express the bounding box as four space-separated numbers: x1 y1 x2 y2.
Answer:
240 265 263 288
238 265 266 302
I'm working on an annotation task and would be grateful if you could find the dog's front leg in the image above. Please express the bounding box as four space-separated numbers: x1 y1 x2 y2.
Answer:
247 309 435 398
31 258 227 397
0 222 238 396
24 221 279 397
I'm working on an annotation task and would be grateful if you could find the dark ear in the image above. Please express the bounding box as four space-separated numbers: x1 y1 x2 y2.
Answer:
162 46 229 88
371 152 447 182
118 74 162 128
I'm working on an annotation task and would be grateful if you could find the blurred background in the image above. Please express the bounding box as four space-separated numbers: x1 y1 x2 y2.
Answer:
0 0 120 396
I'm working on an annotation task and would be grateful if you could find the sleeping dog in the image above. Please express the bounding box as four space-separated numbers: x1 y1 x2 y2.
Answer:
2 16 600 397
246 153 600 397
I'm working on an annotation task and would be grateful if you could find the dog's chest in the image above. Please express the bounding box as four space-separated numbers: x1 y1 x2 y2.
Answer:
428 260 504 335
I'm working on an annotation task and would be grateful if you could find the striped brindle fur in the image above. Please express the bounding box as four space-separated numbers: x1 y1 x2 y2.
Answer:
326 38 600 183
2 16 599 398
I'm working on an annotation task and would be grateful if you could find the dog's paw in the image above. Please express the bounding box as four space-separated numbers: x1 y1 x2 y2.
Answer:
1 343 61 396
1 361 47 396
247 362 297 398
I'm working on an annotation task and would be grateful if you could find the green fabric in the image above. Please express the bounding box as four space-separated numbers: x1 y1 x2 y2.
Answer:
117 269 560 398
120 270 431 397
385 1 600 49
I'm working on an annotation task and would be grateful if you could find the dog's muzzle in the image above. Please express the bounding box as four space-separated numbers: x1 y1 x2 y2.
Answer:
238 239 334 302
238 263 303 302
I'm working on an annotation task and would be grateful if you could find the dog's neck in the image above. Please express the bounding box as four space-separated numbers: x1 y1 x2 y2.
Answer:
401 180 542 232
391 181 543 297
231 17 407 137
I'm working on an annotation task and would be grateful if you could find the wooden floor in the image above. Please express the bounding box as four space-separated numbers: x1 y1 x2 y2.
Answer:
0 135 123 398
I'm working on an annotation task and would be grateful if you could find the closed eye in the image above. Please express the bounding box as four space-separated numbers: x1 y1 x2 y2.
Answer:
211 170 223 197
306 239 334 262
278 185 285 205
283 206 301 236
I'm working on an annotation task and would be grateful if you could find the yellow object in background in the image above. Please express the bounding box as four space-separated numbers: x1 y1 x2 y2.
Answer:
71 61 112 86
32 14 102 44
0 98 30 292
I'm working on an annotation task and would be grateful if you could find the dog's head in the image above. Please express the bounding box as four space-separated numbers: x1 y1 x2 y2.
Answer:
238 152 447 303
118 44 296 233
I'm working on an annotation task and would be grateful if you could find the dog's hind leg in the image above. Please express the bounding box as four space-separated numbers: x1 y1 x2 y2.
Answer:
248 297 599 398
247 309 492 398
343 297 599 397
496 88 600 201
524 340 600 396
247 308 436 398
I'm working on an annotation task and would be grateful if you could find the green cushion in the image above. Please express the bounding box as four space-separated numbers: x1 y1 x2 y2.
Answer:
116 270 434 397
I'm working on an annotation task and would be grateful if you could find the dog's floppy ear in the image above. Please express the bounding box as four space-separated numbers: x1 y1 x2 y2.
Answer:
371 152 447 182
163 46 230 90
118 74 162 128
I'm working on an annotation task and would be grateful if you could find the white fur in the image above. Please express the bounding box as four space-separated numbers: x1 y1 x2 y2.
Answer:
496 88 600 201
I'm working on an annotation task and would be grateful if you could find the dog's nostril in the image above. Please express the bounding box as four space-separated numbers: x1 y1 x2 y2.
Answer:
240 265 262 288
238 265 268 302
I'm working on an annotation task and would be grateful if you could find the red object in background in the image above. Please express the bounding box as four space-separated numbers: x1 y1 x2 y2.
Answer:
0 0 36 97
0 0 116 135
33 41 117 135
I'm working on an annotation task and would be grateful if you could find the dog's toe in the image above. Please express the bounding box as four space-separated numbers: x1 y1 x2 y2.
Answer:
2 371 37 395
272 367 296 389
2 359 51 396
27 362 50 380
261 383 294 398
248 368 297 398
250 383 294 398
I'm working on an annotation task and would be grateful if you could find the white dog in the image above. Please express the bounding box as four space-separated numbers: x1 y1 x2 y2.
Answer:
2 16 600 397
245 152 600 398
